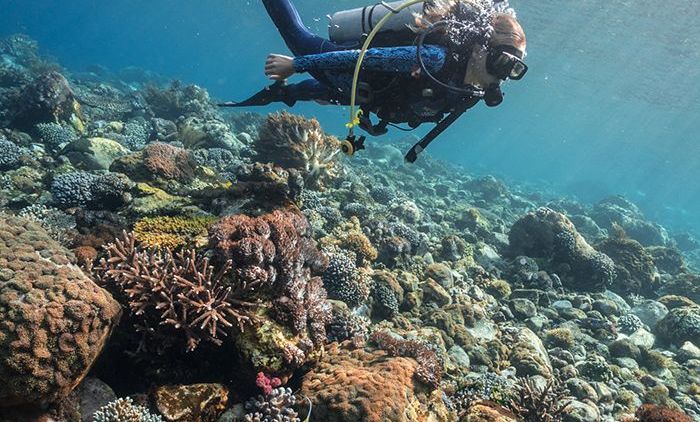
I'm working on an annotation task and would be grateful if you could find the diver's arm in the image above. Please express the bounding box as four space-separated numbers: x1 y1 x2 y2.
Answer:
293 45 446 74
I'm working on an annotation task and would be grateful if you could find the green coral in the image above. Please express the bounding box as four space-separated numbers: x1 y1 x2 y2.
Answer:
133 215 217 249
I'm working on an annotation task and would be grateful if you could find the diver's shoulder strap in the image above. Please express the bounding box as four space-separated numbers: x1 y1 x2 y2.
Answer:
404 102 471 163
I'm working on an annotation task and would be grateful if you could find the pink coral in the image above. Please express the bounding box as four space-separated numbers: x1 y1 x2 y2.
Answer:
256 372 282 396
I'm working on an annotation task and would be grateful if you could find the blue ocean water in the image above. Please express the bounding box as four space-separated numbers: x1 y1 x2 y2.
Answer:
1 0 698 233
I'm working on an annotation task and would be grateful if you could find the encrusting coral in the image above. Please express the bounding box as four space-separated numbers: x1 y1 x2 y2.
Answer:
635 403 693 422
256 112 342 189
369 330 443 389
96 231 260 352
0 215 121 407
132 215 217 250
300 342 450 422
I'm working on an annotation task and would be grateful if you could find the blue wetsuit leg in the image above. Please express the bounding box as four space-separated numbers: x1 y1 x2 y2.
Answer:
262 0 344 55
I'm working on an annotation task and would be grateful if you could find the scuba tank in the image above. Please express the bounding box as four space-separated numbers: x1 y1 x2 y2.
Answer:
328 1 426 46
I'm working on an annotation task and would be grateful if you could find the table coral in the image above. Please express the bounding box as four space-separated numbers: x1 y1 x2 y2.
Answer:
0 215 121 407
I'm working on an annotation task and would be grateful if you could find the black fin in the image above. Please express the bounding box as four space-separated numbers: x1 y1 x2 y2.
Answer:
217 81 295 107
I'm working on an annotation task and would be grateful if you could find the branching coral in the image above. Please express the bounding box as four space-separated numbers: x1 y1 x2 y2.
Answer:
133 215 217 250
96 231 260 352
92 397 164 422
256 112 342 189
244 387 301 422
369 331 442 389
506 377 571 422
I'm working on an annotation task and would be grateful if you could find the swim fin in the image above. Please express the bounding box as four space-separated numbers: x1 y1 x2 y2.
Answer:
217 81 296 107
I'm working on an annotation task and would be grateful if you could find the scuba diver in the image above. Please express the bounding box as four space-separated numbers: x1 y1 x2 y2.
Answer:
220 0 528 162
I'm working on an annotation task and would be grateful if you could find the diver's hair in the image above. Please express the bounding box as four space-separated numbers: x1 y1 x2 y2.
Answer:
490 12 526 51
414 0 526 52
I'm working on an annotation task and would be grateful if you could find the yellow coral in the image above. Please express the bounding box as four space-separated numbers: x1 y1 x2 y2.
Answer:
321 217 377 265
133 215 217 249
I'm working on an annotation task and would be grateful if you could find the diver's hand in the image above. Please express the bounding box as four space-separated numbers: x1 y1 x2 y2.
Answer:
265 54 295 81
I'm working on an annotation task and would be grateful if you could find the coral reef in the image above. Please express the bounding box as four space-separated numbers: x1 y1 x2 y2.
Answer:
596 234 659 296
370 330 443 388
322 248 371 308
0 136 22 170
0 215 121 407
635 404 693 422
256 112 342 189
508 207 616 292
143 142 197 182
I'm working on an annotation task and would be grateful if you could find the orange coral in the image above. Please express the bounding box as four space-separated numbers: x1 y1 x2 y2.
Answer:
73 245 97 271
300 342 448 422
0 215 121 407
635 404 693 422
143 142 197 182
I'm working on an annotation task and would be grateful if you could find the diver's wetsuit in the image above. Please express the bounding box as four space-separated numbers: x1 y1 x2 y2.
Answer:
261 0 451 106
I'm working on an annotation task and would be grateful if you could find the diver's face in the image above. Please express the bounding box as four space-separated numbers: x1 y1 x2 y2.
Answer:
463 47 500 89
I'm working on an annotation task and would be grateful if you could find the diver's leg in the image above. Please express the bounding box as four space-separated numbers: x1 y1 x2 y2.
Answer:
218 79 339 108
262 0 343 55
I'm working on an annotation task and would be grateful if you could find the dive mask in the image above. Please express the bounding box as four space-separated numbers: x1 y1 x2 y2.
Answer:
486 45 528 81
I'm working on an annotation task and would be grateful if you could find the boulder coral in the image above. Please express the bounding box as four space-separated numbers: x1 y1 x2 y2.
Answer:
596 235 659 296
256 112 341 189
508 208 616 292
9 71 83 131
0 215 121 407
300 342 451 422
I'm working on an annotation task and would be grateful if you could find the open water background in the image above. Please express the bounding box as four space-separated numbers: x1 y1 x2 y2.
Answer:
1 0 699 234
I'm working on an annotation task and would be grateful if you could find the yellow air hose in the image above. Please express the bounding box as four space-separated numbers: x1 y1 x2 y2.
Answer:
346 0 426 136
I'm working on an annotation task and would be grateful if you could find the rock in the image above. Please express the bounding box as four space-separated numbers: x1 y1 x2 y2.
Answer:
508 327 553 378
153 383 229 422
422 279 452 307
562 400 601 422
655 306 700 346
425 263 454 289
75 378 117 422
566 378 598 402
63 137 129 170
0 215 121 407
599 290 631 314
526 315 547 332
463 402 519 421
592 299 619 316
608 338 641 359
614 357 639 370
448 345 470 368
552 300 574 312
466 320 499 342
510 289 542 303
631 300 668 328
510 298 537 319
677 341 700 362
628 329 656 350
476 243 502 268
508 208 615 292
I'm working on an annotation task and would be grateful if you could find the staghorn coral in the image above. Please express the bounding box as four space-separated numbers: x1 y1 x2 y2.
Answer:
133 215 217 250
369 331 442 389
256 112 341 189
300 342 449 422
244 387 301 422
92 397 164 422
143 142 197 182
506 377 571 422
0 215 121 407
96 231 260 352
635 403 693 422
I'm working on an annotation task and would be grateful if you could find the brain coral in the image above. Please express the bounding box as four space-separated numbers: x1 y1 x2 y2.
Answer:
256 112 341 189
0 215 121 407
300 342 450 422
